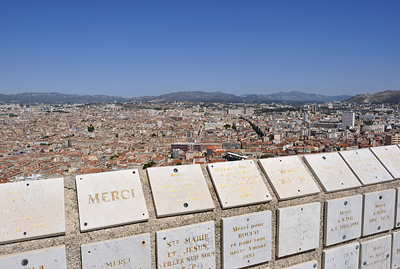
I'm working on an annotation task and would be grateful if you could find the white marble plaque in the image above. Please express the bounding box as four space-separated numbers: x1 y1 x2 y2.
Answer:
363 189 396 236
222 211 272 269
0 245 67 268
277 202 321 257
370 145 400 179
323 242 360 269
147 164 214 217
207 160 271 209
393 231 400 269
324 195 363 246
397 188 400 228
76 169 149 232
258 155 320 200
156 221 215 269
303 152 361 193
361 235 391 269
339 148 393 185
284 260 318 269
0 177 65 244
81 233 151 269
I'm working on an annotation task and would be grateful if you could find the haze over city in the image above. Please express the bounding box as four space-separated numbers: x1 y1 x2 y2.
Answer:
1 0 399 97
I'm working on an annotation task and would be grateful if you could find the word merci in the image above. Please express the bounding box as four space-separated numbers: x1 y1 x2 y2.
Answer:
88 189 135 204
230 222 266 261
161 234 214 268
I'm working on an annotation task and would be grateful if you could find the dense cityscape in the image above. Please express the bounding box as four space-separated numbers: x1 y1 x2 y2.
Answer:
1 99 399 183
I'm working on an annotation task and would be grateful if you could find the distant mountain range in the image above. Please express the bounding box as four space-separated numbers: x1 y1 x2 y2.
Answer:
346 90 400 104
0 91 354 105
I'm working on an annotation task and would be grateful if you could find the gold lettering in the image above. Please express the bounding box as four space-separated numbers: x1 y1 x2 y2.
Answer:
102 192 111 202
88 194 100 204
121 190 130 199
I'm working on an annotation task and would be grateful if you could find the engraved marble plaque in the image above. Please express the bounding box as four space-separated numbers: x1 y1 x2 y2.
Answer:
303 152 361 193
324 195 362 246
360 235 391 269
393 231 400 269
207 160 271 209
0 245 67 268
76 169 149 232
156 221 215 269
222 211 272 269
397 188 400 228
370 145 400 179
259 155 320 200
284 260 318 269
81 233 151 269
0 177 65 244
323 242 360 269
339 148 393 185
362 189 396 236
147 164 214 217
277 202 321 257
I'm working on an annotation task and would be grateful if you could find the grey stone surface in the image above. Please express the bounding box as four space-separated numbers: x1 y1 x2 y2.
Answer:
360 235 391 269
397 187 400 228
322 242 359 269
277 202 321 258
156 221 215 269
259 155 320 200
303 152 361 193
76 169 149 232
81 233 151 269
0 245 67 268
284 260 318 269
0 177 65 244
324 195 362 246
222 211 272 269
339 148 394 185
147 164 214 217
362 189 396 236
370 145 400 179
207 160 272 208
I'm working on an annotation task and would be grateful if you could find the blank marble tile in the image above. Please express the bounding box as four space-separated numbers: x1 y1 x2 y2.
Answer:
397 188 400 229
207 160 271 209
362 189 396 236
147 164 214 217
76 169 149 232
393 231 400 269
323 242 359 269
324 195 363 246
81 233 151 269
0 177 65 244
259 155 320 200
156 221 215 269
0 245 67 268
339 148 393 185
303 152 361 193
284 261 318 269
277 202 321 257
360 235 391 269
370 145 400 179
222 211 272 269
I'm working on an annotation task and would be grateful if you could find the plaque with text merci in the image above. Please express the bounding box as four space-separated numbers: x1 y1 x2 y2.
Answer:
360 235 391 269
76 169 149 232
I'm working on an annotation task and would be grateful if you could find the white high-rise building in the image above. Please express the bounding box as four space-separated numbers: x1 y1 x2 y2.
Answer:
342 112 355 128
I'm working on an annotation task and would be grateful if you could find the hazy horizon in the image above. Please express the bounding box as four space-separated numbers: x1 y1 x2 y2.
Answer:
1 1 399 98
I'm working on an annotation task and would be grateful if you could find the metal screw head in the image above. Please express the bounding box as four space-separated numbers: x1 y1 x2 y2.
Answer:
378 226 381 230
183 203 188 208
342 235 346 239
363 261 367 265
344 201 348 205
397 222 400 227
355 245 359 250
386 254 390 258
173 168 178 173
21 259 28 266
313 263 317 268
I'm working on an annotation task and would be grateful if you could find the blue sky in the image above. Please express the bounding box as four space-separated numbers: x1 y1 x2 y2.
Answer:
0 1 399 97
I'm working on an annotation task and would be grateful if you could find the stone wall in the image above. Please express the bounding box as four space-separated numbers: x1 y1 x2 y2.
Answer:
1 145 400 268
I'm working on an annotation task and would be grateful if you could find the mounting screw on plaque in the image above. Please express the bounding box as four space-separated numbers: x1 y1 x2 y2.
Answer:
21 259 28 266
377 226 381 230
344 201 348 205
183 203 188 208
313 264 317 268
386 254 390 258
363 261 367 265
342 235 346 239
355 245 359 250
173 168 178 173
397 222 400 226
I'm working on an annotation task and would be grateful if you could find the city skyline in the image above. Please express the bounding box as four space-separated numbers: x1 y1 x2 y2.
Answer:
1 1 399 97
